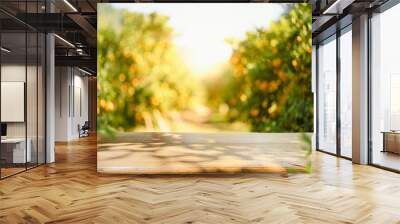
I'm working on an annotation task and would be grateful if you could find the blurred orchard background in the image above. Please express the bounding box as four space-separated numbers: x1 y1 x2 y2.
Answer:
97 3 312 135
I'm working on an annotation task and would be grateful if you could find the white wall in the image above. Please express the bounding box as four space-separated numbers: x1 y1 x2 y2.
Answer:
55 66 70 141
55 67 89 141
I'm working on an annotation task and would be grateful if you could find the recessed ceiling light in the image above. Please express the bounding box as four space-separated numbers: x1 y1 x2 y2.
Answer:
63 0 78 12
54 34 75 48
78 67 93 76
1 47 11 53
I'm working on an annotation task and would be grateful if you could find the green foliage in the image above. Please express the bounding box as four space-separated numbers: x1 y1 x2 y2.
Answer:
97 5 199 134
98 4 313 134
300 133 312 173
223 4 313 132
286 133 312 174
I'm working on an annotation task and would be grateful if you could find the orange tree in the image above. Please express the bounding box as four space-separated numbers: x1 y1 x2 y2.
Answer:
97 5 197 135
225 3 312 132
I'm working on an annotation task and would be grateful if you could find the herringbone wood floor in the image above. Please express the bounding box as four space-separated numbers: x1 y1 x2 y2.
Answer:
98 132 306 174
1 135 400 223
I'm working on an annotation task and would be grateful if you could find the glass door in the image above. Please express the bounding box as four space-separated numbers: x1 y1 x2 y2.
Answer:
0 1 46 179
317 35 337 154
370 3 400 171
1 30 28 178
339 26 352 158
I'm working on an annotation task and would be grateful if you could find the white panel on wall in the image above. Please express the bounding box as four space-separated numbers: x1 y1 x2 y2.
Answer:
55 67 90 141
1 82 25 122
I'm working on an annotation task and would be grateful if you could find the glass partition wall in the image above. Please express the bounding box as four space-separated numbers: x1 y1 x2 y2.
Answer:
317 35 337 154
316 26 352 159
316 0 400 172
0 30 27 177
339 27 352 159
0 2 46 179
370 3 400 171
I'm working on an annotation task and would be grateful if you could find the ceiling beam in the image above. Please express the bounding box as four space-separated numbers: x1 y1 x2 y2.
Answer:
322 0 356 15
312 15 335 33
67 13 96 47
55 55 96 73
10 13 82 32
67 13 96 38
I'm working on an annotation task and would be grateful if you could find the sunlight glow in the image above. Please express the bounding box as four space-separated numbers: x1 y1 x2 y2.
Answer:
112 3 285 76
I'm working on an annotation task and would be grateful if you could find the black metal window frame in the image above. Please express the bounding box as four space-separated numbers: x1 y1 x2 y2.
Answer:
315 0 400 173
315 23 352 161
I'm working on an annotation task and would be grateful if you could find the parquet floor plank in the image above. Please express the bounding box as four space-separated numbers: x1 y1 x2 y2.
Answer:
0 135 399 223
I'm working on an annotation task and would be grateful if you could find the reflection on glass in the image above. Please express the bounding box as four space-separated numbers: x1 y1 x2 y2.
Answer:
371 4 400 171
318 36 337 154
1 31 27 177
0 1 47 179
340 29 352 158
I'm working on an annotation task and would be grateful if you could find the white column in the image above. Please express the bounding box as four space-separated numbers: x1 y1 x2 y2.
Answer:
45 0 56 163
46 32 55 163
352 14 369 164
